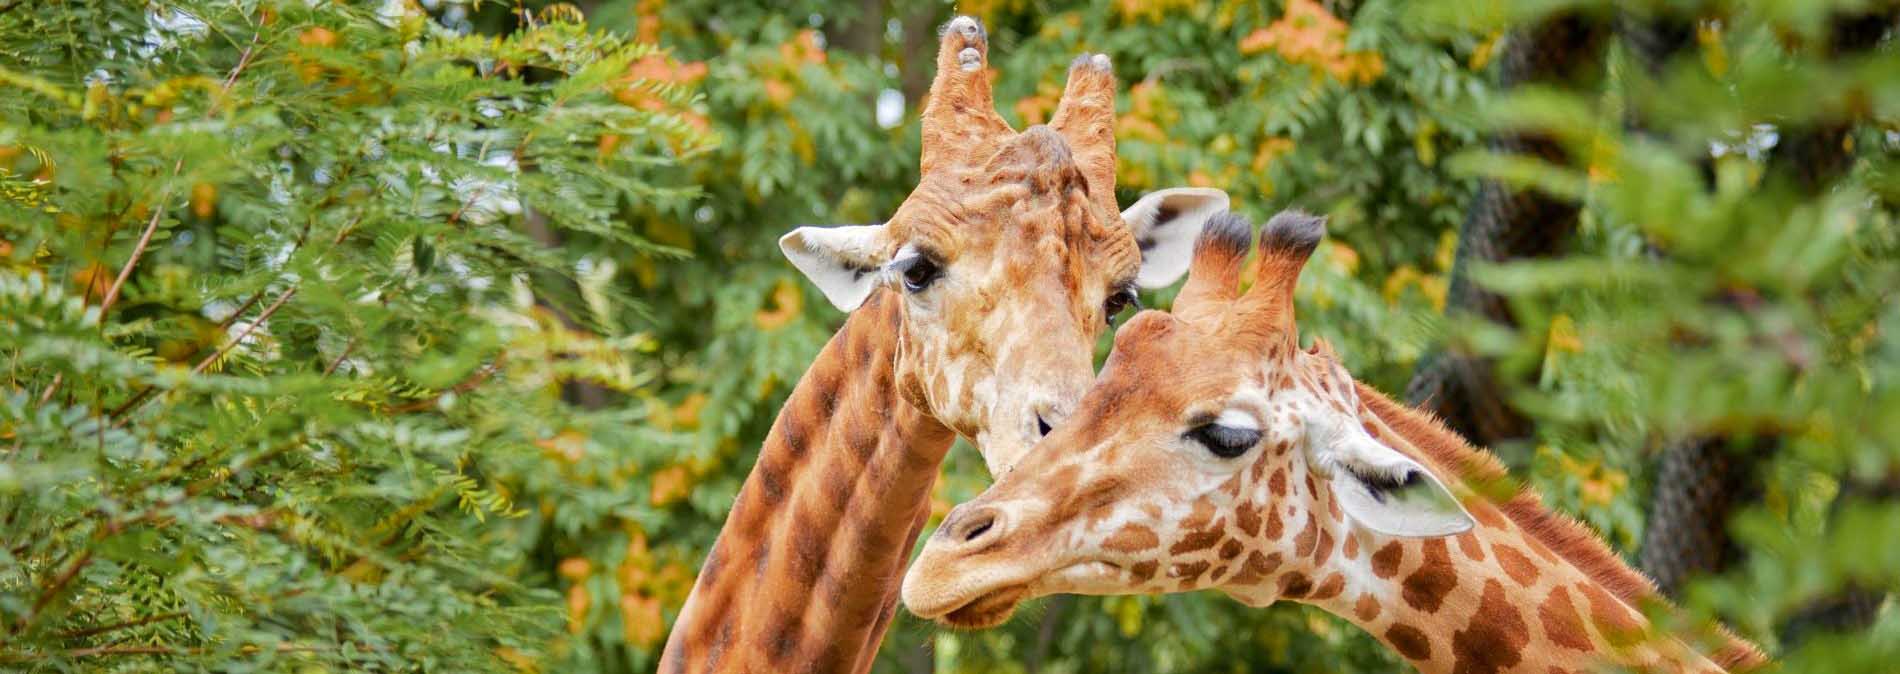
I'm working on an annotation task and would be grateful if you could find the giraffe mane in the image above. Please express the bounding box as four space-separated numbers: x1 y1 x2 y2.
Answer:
1352 382 1769 671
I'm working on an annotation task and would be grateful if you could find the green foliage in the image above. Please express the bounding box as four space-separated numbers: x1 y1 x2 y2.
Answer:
1 1 704 670
1412 0 1900 671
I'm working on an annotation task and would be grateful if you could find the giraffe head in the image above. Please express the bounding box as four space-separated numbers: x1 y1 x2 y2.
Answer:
780 17 1228 474
902 210 1476 627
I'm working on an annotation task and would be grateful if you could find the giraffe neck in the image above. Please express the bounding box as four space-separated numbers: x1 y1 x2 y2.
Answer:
1219 390 1747 674
662 290 956 674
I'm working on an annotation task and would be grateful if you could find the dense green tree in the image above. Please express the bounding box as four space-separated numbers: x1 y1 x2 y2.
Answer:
1 1 705 670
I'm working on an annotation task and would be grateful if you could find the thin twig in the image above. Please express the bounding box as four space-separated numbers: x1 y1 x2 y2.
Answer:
321 338 356 377
191 288 294 376
12 550 93 638
109 288 297 423
95 160 181 317
53 612 186 641
386 358 502 412
35 374 60 405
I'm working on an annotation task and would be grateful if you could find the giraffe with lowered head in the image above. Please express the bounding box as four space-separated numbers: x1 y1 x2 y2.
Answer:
659 16 1230 674
903 211 1767 673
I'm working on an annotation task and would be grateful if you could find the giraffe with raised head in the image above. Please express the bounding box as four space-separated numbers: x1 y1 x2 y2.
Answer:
902 211 1768 673
659 16 1231 674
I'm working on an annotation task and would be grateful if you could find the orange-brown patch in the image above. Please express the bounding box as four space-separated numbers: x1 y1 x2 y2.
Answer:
1538 586 1593 651
1456 532 1485 562
1387 623 1433 661
1104 524 1159 553
1130 560 1158 583
1219 538 1244 560
1170 560 1211 584
1343 529 1360 560
1494 544 1540 587
1401 538 1457 613
1354 593 1381 622
1293 517 1318 558
1181 499 1218 532
1279 572 1313 599
1237 502 1263 537
1580 581 1645 647
1170 525 1227 555
1310 572 1346 601
1449 579 1529 674
1371 541 1403 579
1312 527 1334 567
1269 468 1287 496
1229 551 1282 585
1265 505 1285 539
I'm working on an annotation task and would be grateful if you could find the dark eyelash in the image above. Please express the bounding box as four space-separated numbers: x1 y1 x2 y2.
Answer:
1186 423 1262 459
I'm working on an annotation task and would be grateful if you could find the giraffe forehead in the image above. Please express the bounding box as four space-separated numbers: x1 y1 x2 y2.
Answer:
899 166 1133 267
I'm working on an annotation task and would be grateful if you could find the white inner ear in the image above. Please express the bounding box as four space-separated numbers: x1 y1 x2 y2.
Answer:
1307 413 1475 538
1121 187 1231 288
778 224 890 311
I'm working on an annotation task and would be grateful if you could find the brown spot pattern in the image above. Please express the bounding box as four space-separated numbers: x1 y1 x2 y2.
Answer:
1219 539 1243 560
1170 525 1226 555
1312 528 1334 567
1236 502 1262 537
1293 517 1317 558
1310 572 1345 601
1130 561 1158 583
1456 532 1485 562
1371 542 1404 579
1279 572 1313 599
1580 581 1645 647
1538 586 1593 651
1343 530 1360 560
1104 524 1159 553
1494 544 1540 587
1449 580 1529 674
1265 506 1284 539
1229 551 1282 585
1354 594 1381 622
1169 560 1210 584
1401 538 1457 613
1387 623 1433 661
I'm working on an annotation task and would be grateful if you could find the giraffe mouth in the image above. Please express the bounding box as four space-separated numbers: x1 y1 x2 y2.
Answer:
937 584 1029 629
931 561 1123 628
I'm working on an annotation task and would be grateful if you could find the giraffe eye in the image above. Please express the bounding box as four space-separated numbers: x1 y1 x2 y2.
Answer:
1104 288 1140 325
897 255 943 292
1186 423 1262 459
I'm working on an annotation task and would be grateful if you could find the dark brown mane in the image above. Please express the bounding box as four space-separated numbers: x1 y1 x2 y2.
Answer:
1352 382 1768 672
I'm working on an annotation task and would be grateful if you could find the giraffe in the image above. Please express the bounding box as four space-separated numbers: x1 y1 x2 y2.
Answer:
658 16 1232 674
901 211 1769 674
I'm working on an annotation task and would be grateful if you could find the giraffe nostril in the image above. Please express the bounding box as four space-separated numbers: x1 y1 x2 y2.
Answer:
1036 414 1054 438
963 517 994 542
947 507 1002 546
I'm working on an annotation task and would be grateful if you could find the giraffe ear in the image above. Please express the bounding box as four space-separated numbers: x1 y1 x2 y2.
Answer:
1312 421 1475 538
779 224 891 311
1122 187 1231 288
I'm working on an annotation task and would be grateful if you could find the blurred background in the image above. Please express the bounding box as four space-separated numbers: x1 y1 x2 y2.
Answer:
1 1 1896 672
